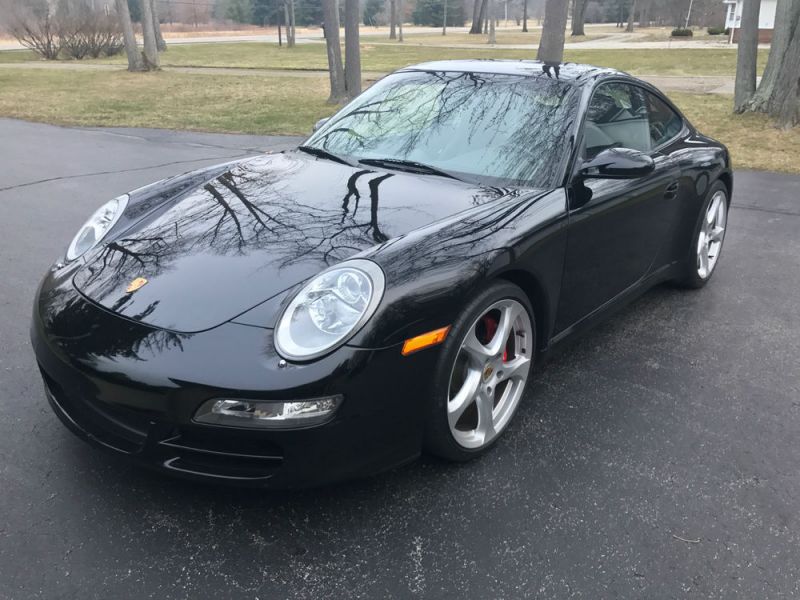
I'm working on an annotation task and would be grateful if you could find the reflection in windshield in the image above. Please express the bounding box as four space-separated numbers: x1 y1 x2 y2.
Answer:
306 70 579 188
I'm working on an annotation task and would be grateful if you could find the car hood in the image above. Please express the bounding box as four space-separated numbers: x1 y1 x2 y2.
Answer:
73 152 527 333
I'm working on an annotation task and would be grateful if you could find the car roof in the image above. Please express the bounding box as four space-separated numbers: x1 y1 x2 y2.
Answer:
397 59 626 86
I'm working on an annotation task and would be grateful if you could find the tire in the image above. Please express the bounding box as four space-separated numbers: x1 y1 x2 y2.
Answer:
677 180 729 289
423 281 536 462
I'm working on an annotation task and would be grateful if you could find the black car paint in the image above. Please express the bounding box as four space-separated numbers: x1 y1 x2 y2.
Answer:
31 61 732 487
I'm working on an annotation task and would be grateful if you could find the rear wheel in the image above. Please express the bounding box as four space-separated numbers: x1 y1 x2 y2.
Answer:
678 181 729 289
424 282 535 461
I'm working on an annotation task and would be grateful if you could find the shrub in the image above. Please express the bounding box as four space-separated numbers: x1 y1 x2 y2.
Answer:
671 28 694 37
59 7 123 60
3 0 62 60
707 26 729 35
2 0 123 60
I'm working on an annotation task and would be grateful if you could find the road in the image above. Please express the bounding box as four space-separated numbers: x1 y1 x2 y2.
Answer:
0 24 763 51
1 119 800 599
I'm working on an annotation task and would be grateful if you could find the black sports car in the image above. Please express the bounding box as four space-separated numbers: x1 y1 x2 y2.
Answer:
32 60 732 488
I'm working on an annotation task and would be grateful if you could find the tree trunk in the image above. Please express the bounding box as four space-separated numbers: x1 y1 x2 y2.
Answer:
284 0 296 47
398 0 404 41
140 0 160 69
344 0 361 98
322 0 346 103
747 0 797 112
537 0 569 64
152 2 167 51
290 0 296 46
443 0 447 35
488 0 496 43
626 0 637 32
734 0 761 112
571 0 586 35
470 0 486 34
639 0 651 27
522 0 528 32
389 0 397 39
284 3 290 44
114 0 143 71
769 4 800 127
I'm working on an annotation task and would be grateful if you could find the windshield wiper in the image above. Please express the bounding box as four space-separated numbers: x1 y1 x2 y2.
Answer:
358 158 463 181
297 145 352 166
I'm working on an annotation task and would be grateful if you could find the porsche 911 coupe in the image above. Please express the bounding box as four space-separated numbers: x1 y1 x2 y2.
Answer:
32 60 732 487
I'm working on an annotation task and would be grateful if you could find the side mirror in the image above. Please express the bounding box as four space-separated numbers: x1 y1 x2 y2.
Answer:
312 117 330 132
580 147 655 179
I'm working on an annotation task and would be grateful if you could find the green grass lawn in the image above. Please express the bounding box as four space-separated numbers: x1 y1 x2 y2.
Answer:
0 43 768 77
671 92 800 173
0 68 335 135
0 49 39 63
1 67 797 172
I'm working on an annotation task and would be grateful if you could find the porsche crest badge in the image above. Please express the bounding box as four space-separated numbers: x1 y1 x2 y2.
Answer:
126 277 148 293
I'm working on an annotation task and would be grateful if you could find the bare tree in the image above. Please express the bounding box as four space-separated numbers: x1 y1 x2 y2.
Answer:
625 0 637 31
153 2 166 51
571 0 586 35
537 0 569 64
470 0 487 34
389 0 397 39
770 14 800 128
398 0 404 41
114 0 143 71
734 0 761 112
488 0 496 43
140 0 160 69
283 0 296 47
639 0 652 27
744 0 800 127
443 0 448 35
322 0 346 103
746 0 796 111
344 0 361 98
522 0 528 32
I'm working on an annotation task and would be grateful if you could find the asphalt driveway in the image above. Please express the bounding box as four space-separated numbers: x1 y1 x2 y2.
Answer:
1 118 799 599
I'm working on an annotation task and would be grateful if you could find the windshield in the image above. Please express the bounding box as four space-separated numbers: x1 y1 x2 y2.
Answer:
305 70 580 188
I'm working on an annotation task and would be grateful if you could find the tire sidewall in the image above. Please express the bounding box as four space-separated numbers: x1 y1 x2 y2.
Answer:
423 281 536 462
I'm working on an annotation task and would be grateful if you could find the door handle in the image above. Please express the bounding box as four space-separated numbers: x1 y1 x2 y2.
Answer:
664 181 680 199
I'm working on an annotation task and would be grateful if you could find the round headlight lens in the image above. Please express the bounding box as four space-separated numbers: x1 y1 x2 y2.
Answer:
65 195 128 261
274 259 385 361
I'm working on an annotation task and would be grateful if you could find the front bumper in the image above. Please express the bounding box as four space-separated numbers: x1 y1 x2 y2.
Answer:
31 271 439 488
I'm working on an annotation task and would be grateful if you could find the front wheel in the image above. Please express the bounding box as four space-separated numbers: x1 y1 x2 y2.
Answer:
424 281 535 462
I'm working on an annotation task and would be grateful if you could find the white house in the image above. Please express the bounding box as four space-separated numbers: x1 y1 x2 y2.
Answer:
724 0 777 42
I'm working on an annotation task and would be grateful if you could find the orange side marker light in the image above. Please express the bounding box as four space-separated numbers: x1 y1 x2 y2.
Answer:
401 326 451 356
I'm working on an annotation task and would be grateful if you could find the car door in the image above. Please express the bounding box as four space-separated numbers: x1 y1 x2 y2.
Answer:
554 81 683 334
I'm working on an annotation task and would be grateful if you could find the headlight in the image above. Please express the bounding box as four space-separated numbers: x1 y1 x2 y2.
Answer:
274 259 385 361
65 195 128 261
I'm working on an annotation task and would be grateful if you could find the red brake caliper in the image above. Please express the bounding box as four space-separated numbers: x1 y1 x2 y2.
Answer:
480 314 509 362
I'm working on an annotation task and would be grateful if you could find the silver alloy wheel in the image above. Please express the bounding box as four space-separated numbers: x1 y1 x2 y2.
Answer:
697 190 728 279
446 298 533 449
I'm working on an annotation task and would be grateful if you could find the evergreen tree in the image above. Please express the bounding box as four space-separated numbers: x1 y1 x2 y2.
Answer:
127 0 141 22
412 0 463 26
225 0 254 23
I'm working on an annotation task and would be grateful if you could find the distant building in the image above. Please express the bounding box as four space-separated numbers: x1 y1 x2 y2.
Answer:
724 0 776 42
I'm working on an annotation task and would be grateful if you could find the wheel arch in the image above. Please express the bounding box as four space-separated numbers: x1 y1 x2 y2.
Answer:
716 171 733 203
495 269 550 354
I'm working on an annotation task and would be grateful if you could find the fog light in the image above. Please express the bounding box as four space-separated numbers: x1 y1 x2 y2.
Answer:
193 396 342 429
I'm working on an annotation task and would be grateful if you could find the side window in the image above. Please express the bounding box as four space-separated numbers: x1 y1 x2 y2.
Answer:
583 83 651 159
645 91 683 148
